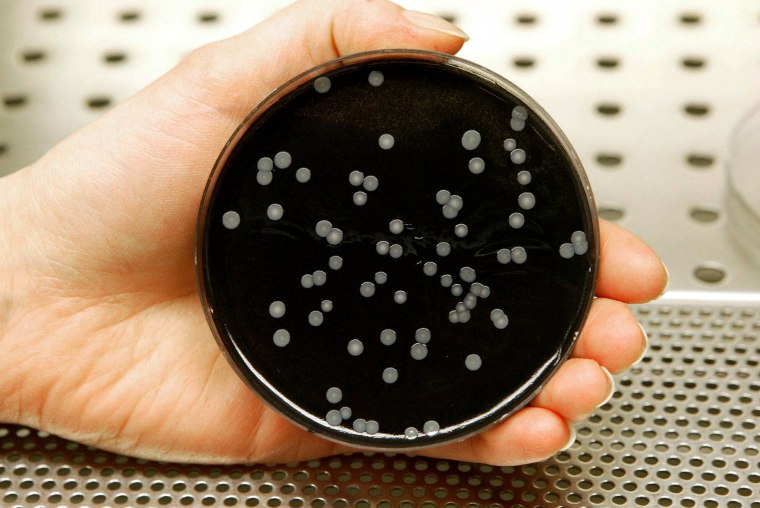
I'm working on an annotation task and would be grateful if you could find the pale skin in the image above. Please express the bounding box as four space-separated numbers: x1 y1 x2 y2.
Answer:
0 0 667 465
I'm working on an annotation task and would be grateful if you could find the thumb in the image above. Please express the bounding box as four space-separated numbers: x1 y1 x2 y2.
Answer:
171 0 468 122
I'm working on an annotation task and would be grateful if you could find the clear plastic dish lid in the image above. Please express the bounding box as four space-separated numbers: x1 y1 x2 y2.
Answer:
196 50 599 450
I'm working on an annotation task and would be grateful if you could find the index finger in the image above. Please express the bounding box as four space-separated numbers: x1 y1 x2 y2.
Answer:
595 219 668 303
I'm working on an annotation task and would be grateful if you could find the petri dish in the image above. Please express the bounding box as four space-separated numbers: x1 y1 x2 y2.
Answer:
196 50 598 449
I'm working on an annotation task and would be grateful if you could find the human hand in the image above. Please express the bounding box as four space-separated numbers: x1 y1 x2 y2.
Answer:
0 0 667 464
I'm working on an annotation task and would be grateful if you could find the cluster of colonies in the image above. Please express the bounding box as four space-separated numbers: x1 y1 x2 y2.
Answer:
254 151 312 186
219 70 590 439
559 231 589 258
349 170 379 206
322 385 441 439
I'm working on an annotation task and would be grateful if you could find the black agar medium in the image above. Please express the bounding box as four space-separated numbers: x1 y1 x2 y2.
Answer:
196 50 599 450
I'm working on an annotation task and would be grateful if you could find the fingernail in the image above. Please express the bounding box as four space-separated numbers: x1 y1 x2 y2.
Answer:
633 321 649 365
401 10 470 41
598 367 616 407
560 424 577 452
656 261 670 299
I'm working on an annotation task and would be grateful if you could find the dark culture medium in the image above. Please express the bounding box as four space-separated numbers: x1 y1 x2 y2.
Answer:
196 50 599 449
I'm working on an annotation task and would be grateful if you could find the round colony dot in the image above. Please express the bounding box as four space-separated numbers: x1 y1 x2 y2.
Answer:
326 410 342 426
380 329 396 346
423 420 440 435
222 211 240 229
518 192 535 210
376 241 390 255
314 76 331 93
374 271 387 284
326 228 343 245
511 148 526 164
459 267 476 283
497 248 511 264
436 242 451 257
378 134 395 150
389 219 404 234
571 231 587 246
295 167 311 183
423 262 438 276
394 290 407 304
266 203 283 221
273 329 290 347
363 175 378 191
347 339 364 356
503 138 517 151
368 70 384 86
559 243 575 259
454 224 469 238
360 282 375 298
389 243 403 259
461 129 481 150
415 328 431 343
366 420 379 435
308 311 324 327
440 274 453 287
256 171 273 185
313 270 327 286
448 195 463 211
328 255 343 270
326 387 342 404
436 189 451 205
269 301 285 318
509 212 525 229
494 316 508 329
468 157 485 175
464 293 477 309
480 285 491 298
315 220 332 237
410 343 428 360
274 151 291 169
574 240 589 255
404 427 419 439
442 205 458 219
448 311 459 323
470 282 484 297
257 157 274 171
382 367 398 384
321 300 333 312
353 418 367 433
517 170 532 185
353 191 367 206
340 407 352 420
301 274 314 288
465 354 482 371
512 105 528 120
510 117 526 131
349 170 364 186
458 310 471 323
451 284 463 297
511 246 527 264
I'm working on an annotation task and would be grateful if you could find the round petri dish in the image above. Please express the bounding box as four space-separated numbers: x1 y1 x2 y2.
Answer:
196 50 598 450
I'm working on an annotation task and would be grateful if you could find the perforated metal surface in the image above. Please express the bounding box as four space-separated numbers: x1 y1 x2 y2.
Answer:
1 303 758 507
2 1 760 507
